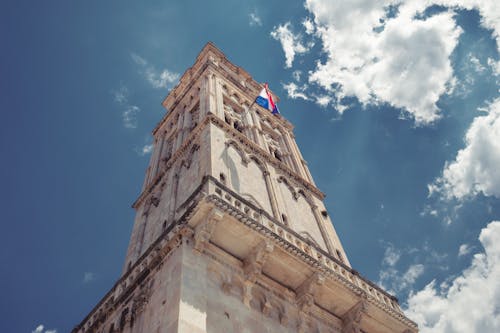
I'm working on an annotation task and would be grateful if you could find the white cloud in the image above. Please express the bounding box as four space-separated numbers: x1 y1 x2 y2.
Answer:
378 241 447 294
302 17 315 34
303 0 462 125
32 325 57 333
83 271 95 283
292 70 302 81
271 22 310 68
406 221 500 333
314 95 333 108
404 264 425 285
487 57 500 75
249 12 262 26
33 325 44 333
383 244 401 267
131 53 179 89
112 85 128 104
112 85 141 129
123 105 141 129
130 53 147 67
282 82 310 100
380 264 425 294
458 243 472 257
137 144 154 156
469 55 486 73
270 1 500 125
146 68 179 89
430 98 500 200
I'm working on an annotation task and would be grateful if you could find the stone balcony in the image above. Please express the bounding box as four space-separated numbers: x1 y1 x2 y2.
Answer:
73 175 417 333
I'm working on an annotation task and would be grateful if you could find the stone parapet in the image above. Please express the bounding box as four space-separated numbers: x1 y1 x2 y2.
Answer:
74 175 417 333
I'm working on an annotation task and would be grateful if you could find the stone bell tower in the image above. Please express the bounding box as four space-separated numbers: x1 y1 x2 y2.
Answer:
73 43 418 333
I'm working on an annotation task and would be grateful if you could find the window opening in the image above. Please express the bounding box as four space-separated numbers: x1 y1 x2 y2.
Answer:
336 249 344 263
219 173 226 184
274 150 282 162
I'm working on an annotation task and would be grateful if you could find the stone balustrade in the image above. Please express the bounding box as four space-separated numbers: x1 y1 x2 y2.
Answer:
74 175 417 332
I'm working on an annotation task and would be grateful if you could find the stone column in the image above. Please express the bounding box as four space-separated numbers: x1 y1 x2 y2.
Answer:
152 134 165 178
302 160 315 186
199 74 210 120
146 138 161 184
281 131 302 175
263 170 280 220
213 76 225 120
174 111 185 152
311 204 335 256
142 166 151 191
284 132 308 180
250 108 264 147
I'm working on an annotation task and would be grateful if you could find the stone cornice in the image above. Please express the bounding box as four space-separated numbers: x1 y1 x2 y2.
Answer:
203 181 417 330
75 175 417 333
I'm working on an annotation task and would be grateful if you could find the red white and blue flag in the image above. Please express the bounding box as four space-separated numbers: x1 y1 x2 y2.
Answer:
255 83 280 115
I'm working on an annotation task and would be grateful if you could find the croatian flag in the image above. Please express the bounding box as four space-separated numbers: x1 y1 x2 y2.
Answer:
255 83 279 115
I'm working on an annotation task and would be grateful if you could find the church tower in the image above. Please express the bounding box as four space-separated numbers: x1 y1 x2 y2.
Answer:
73 43 418 333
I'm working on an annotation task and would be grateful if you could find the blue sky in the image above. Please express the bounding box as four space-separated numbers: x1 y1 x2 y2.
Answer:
1 1 499 332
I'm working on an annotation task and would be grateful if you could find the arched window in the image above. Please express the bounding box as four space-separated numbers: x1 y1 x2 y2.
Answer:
274 150 282 162
234 121 243 133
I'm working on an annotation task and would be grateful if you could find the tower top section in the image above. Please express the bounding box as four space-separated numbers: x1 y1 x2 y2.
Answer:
154 42 290 136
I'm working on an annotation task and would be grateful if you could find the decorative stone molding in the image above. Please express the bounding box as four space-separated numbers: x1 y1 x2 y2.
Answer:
296 272 325 313
241 240 274 307
243 240 274 282
193 208 224 253
76 174 417 333
131 279 153 318
342 300 366 333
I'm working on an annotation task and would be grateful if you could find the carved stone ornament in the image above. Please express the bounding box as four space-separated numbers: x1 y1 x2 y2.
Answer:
295 272 325 313
132 280 153 317
193 208 224 253
243 239 274 282
341 300 367 333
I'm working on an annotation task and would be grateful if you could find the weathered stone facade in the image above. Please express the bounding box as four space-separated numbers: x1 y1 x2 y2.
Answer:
73 43 418 333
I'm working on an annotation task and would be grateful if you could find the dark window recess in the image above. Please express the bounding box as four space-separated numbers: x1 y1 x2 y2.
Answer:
234 121 243 133
219 173 226 184
274 150 282 162
281 213 288 225
120 308 129 330
162 220 167 229
321 210 328 218
336 249 344 263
